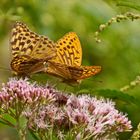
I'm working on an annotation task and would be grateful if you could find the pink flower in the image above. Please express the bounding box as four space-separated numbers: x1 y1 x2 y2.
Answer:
0 78 56 111
0 78 132 139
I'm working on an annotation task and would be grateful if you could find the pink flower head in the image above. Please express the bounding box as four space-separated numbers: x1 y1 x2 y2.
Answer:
65 95 132 139
0 78 132 139
0 78 56 110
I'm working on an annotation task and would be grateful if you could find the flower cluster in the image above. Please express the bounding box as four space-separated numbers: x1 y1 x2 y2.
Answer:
0 78 56 111
0 78 132 140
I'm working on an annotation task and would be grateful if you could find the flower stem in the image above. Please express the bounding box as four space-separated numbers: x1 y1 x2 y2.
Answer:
16 114 26 140
18 129 26 140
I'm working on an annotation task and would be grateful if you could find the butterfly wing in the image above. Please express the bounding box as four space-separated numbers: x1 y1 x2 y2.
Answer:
45 61 101 84
10 21 56 75
51 32 82 66
11 56 46 75
44 32 101 84
45 32 83 81
68 65 101 80
45 61 72 79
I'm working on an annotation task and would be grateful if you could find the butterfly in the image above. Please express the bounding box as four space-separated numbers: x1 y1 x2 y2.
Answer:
44 32 101 85
10 21 56 76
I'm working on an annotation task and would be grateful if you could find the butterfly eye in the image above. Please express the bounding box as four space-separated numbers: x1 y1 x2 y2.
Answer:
43 62 48 67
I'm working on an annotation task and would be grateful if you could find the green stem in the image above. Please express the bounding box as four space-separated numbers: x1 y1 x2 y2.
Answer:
18 128 26 140
16 113 26 140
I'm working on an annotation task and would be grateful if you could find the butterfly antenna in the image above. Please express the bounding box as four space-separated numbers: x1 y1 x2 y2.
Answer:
63 84 69 92
51 80 59 88
0 66 11 72
85 78 103 84
50 78 61 88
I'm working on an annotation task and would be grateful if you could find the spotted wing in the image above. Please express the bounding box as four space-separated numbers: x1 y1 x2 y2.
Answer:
45 61 72 79
51 32 82 66
10 21 56 75
68 65 101 80
44 32 101 84
45 61 101 81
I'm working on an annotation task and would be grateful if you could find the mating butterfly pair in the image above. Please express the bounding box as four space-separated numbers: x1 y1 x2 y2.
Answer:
10 21 101 84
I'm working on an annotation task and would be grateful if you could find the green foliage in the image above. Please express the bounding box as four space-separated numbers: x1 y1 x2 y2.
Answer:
114 0 140 11
78 88 140 109
95 89 138 104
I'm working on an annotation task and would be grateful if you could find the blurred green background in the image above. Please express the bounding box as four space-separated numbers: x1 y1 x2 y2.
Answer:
0 0 140 139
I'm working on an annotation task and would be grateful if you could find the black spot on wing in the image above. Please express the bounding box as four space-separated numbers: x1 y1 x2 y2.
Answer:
27 40 31 44
19 42 25 46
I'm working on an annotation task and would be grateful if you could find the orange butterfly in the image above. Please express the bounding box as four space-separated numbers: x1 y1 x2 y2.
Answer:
44 32 101 84
10 21 56 76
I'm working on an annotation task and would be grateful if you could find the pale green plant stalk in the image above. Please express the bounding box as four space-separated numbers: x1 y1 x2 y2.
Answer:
16 116 27 140
120 75 140 92
94 12 140 43
130 122 140 140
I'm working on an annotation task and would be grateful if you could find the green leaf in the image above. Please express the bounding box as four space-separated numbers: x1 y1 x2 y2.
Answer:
95 89 139 106
117 0 140 11
77 88 139 106
28 129 39 140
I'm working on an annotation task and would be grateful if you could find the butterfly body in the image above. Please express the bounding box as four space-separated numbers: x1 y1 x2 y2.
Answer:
10 21 56 76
